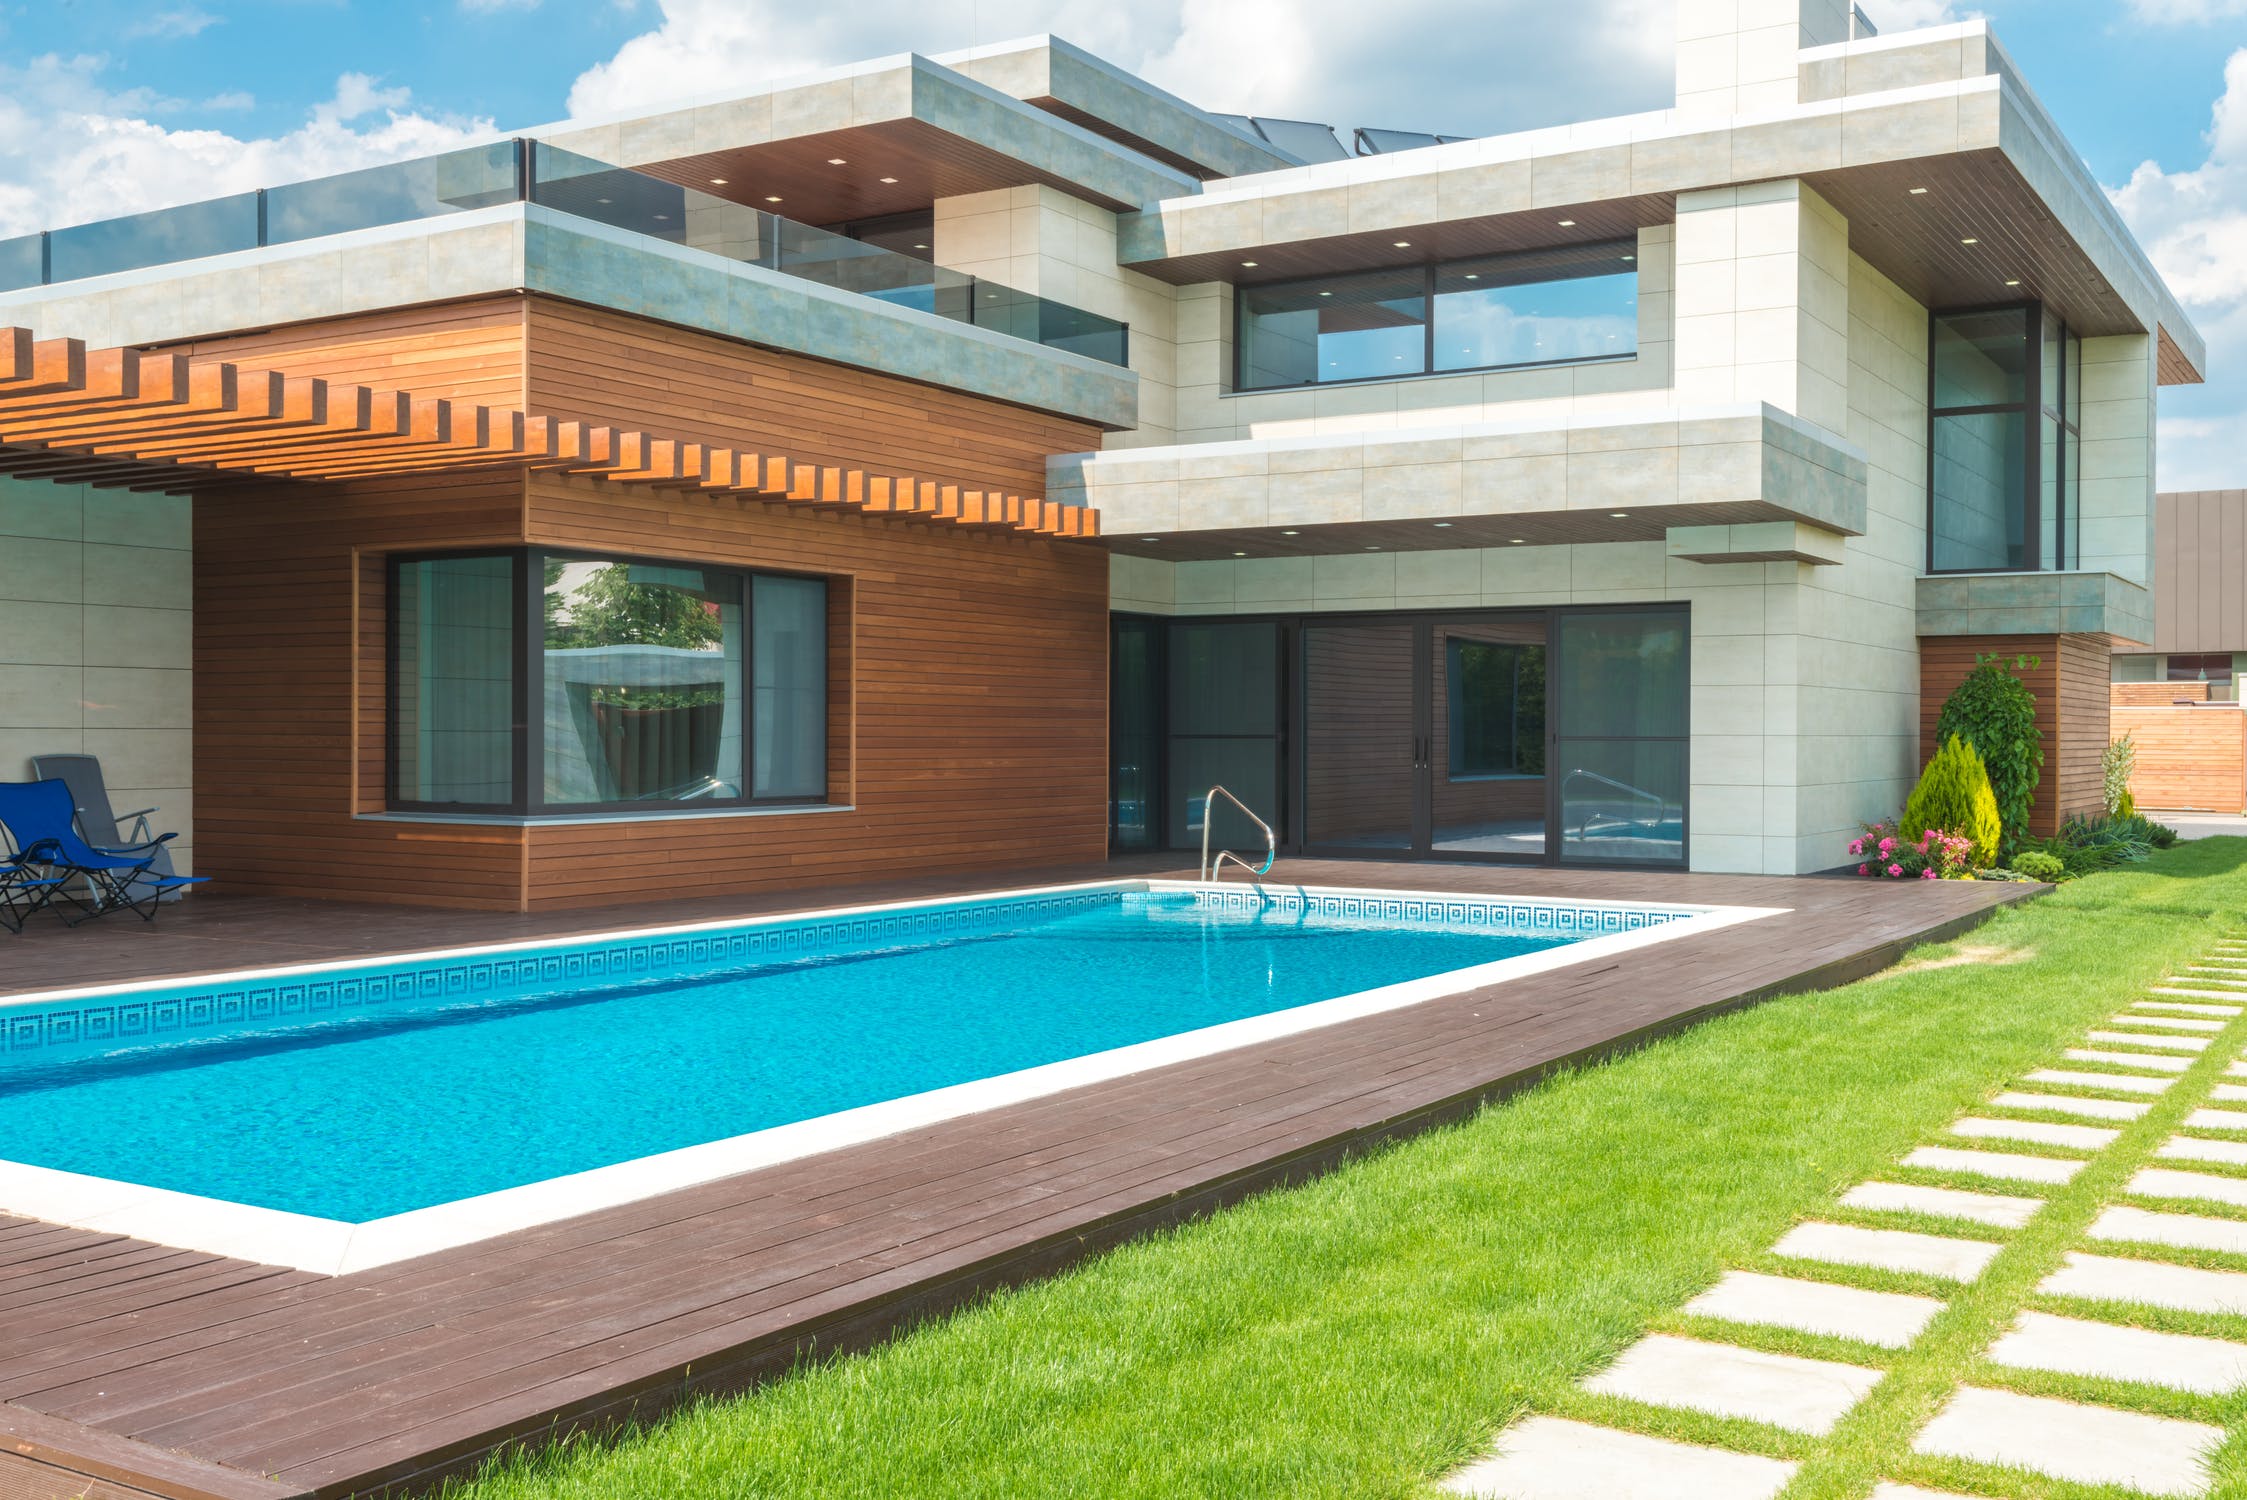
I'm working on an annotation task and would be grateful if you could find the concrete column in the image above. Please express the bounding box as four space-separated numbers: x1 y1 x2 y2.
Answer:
1672 179 1851 436
1676 0 1853 116
933 185 1181 447
2077 333 2156 588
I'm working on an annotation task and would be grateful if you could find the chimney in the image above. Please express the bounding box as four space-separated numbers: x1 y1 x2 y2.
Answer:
1676 0 1854 117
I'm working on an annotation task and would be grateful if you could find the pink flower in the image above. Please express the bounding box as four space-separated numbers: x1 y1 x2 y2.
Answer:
1848 838 1863 856
1921 868 1937 880
1858 863 1869 876
1879 837 1896 854
1887 863 1904 877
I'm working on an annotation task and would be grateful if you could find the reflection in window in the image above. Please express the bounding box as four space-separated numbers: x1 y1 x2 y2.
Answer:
1554 609 1688 866
1446 638 1546 777
1928 303 2079 574
542 560 743 806
393 556 516 806
1236 242 1638 390
752 575 827 798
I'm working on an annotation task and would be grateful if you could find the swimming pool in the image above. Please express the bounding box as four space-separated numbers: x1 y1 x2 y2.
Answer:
0 880 1775 1273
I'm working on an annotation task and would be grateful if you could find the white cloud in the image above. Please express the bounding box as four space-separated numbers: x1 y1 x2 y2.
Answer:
563 0 1678 137
123 8 223 40
2127 0 2247 21
2110 47 2247 488
0 57 493 237
461 0 542 12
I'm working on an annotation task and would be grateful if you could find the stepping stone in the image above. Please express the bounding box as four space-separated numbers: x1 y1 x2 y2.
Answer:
2086 1029 2208 1052
2187 1107 2247 1131
2212 1083 2247 1103
2116 1013 2227 1032
2130 1167 2247 1209
1580 1334 1882 1435
2230 1061 2247 1078
1902 1146 2081 1185
1868 1487 1992 1500
2026 1068 2174 1095
2152 985 2247 1000
1840 1181 2043 1229
2042 1251 2247 1315
2160 1136 2247 1167
1912 1385 2220 1496
2063 1048 2192 1073
1773 1222 2002 1282
1950 1117 2117 1151
1441 1416 1796 1500
1681 1270 1943 1349
1989 1309 2247 1395
2137 1000 2244 1016
1992 1090 2149 1121
2091 1205 2247 1256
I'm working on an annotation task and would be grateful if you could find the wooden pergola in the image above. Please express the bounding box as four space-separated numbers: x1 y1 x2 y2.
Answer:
0 326 1098 538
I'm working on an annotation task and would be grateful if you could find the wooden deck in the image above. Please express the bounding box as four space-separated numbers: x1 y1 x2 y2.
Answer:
0 859 2033 1500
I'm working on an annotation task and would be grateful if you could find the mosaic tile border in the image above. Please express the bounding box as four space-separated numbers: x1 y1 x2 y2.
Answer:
1 886 1696 1062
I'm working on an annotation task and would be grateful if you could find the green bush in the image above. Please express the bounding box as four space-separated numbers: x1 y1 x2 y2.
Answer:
2117 788 2138 818
2103 733 2137 814
2011 850 2067 882
1935 653 2044 850
1901 734 2004 869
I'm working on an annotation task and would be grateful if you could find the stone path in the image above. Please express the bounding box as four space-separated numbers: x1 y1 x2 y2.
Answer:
1444 935 2247 1500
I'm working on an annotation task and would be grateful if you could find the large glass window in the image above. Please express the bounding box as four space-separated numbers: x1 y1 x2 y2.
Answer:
1554 609 1688 866
1164 622 1281 849
1236 242 1638 391
1928 303 2079 574
390 550 827 814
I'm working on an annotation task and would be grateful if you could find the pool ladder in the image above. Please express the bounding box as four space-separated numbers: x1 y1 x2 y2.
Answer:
1199 785 1276 883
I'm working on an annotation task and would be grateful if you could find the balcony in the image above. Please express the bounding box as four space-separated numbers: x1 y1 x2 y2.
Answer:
0 140 1128 368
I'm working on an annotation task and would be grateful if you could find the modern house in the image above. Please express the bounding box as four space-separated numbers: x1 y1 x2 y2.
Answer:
0 0 2201 907
2108 489 2247 813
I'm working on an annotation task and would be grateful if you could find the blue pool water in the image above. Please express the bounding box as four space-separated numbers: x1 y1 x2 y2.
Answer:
0 889 1667 1221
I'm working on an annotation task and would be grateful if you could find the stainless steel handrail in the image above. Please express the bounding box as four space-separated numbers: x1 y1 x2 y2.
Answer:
1199 785 1276 883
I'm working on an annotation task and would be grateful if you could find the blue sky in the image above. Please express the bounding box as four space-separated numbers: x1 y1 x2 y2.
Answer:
0 0 2243 483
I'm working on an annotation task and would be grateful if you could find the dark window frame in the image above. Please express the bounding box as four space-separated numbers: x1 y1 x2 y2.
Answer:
1231 241 1642 393
386 546 831 818
1925 299 2081 576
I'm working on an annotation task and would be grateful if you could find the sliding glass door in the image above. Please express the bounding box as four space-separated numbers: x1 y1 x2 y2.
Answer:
1301 620 1419 851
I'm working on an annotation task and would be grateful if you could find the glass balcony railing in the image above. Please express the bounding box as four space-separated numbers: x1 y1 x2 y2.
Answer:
0 141 1128 368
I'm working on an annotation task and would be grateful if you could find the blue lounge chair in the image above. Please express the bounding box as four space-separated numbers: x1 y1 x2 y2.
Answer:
0 839 65 933
0 779 206 923
29 753 186 903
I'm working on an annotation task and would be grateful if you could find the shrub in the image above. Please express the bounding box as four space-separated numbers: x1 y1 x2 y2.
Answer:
1901 734 2004 869
2012 850 2067 882
1936 653 2044 849
2117 788 2138 819
2103 733 2138 815
1848 820 1977 879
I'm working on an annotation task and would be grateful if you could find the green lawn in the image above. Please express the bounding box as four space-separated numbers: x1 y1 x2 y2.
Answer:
449 840 2247 1500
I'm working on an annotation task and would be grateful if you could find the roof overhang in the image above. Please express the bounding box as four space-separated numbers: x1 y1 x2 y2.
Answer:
529 53 1200 226
1119 69 2205 384
1056 404 1861 562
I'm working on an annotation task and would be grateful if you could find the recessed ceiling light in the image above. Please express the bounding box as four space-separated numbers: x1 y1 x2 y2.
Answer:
879 176 899 184
2005 278 2021 287
1433 521 1453 528
1233 551 1248 557
653 213 670 221
595 197 612 205
1557 219 1576 227
1622 254 1635 262
1140 536 1160 542
1960 237 1978 245
1610 512 1629 519
709 177 728 185
827 157 848 165
764 195 783 203
1281 529 1299 536
1318 290 1333 296
1510 537 1526 544
913 242 929 249
1909 186 1929 195
1365 545 1382 551
1241 260 1258 267
1464 273 1480 280
1393 240 1412 248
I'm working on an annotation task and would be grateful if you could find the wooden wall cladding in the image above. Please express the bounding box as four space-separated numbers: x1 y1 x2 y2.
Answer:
155 298 528 408
517 478 1108 909
196 468 530 909
2112 705 2247 813
521 299 1096 498
2113 681 2214 707
1919 633 2112 838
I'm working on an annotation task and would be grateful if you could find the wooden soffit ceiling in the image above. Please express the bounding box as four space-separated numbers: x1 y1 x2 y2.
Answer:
0 327 1096 539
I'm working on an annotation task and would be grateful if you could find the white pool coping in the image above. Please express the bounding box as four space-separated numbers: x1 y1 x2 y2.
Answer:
0 879 1782 1275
